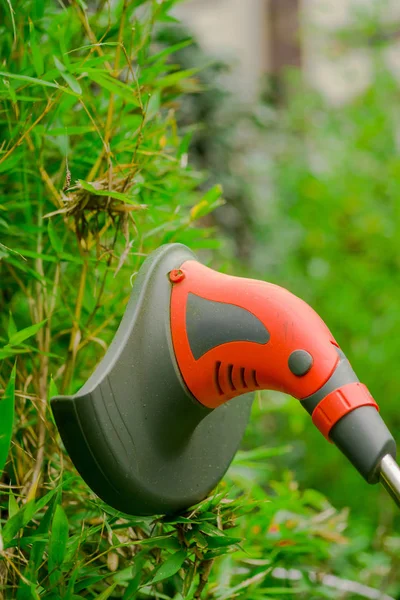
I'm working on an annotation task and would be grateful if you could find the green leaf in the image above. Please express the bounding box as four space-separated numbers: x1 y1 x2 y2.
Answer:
148 39 193 64
32 487 60 515
178 130 193 158
205 534 242 549
2 499 36 546
53 56 82 95
4 0 16 44
47 218 64 254
9 319 47 346
48 377 59 402
86 71 139 105
193 531 208 549
17 580 41 600
122 551 147 599
7 534 49 550
2 77 17 103
42 125 94 136
0 151 20 173
29 20 44 76
29 493 60 575
9 248 57 262
149 549 187 585
74 574 111 593
48 505 69 572
8 492 19 518
153 67 201 89
145 90 161 121
95 584 117 600
0 364 16 475
190 185 224 220
78 180 143 206
58 251 88 264
199 522 226 537
7 311 17 340
66 42 119 54
0 71 76 95
200 523 242 548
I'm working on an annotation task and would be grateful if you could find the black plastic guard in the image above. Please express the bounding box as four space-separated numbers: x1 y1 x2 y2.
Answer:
51 244 253 516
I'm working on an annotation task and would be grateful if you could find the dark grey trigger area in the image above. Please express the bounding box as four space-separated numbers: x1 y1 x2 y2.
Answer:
186 293 270 360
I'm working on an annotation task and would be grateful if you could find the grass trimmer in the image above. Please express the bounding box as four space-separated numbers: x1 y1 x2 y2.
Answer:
51 243 400 515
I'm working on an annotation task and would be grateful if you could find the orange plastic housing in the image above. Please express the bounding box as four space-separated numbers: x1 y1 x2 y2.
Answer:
170 260 340 410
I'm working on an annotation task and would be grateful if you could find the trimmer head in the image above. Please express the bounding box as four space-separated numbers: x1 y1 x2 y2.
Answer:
51 244 253 516
52 242 400 515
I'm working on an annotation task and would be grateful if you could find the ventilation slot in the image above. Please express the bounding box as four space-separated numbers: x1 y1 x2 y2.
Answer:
240 367 248 389
227 364 236 391
251 369 260 388
214 361 224 396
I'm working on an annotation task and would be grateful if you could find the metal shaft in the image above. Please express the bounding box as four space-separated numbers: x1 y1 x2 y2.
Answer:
379 454 400 508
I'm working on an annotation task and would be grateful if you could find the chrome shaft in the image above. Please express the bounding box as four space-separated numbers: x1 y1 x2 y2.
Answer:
379 454 400 508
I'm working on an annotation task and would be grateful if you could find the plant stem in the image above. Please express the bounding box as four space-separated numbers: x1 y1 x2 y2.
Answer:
61 258 88 394
194 559 214 600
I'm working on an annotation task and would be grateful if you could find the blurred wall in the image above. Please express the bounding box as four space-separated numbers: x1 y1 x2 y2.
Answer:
175 0 270 102
303 0 400 104
176 0 400 104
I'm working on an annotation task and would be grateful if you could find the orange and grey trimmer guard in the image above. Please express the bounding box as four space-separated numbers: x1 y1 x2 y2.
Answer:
51 244 253 516
51 243 400 516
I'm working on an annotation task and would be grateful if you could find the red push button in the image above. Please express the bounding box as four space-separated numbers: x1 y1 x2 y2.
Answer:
312 382 379 440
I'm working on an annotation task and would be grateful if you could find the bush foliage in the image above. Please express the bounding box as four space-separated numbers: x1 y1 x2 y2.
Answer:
0 0 398 599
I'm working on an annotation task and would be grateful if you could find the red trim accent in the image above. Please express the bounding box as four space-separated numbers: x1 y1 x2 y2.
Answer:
312 382 379 440
170 260 340 409
169 269 185 283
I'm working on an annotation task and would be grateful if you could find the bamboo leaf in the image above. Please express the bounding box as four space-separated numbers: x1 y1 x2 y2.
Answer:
2 499 36 546
95 583 117 599
48 377 59 402
0 71 76 95
8 492 19 519
42 125 95 136
78 180 143 206
122 551 147 598
53 56 82 95
48 505 69 572
86 71 139 105
29 19 44 76
29 493 60 576
11 248 89 264
0 151 20 173
7 311 17 339
149 549 187 585
153 67 201 89
47 218 64 254
200 522 242 548
190 185 224 220
0 364 16 475
148 39 193 64
9 319 47 346
4 0 16 44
